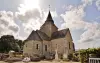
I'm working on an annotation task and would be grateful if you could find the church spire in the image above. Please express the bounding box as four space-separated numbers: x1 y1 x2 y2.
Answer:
40 6 58 37
46 11 53 21
46 5 54 23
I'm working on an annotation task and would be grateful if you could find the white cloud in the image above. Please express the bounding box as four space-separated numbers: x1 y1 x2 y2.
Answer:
15 3 43 33
16 8 44 33
61 0 100 45
9 25 19 33
51 11 58 18
0 11 19 38
16 8 41 22
61 5 86 30
16 3 58 34
96 0 100 10
82 0 100 11
82 0 94 5
79 22 100 42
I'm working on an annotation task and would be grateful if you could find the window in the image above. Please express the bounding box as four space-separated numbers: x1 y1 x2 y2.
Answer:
56 44 57 48
26 44 27 47
36 44 38 49
45 45 47 51
69 42 70 49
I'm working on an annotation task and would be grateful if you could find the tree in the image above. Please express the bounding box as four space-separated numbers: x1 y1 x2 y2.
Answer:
15 39 23 50
0 35 21 53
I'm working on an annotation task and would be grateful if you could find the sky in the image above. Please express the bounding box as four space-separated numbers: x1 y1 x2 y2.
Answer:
0 0 100 49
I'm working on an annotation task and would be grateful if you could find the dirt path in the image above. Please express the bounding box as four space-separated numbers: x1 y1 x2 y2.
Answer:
0 61 80 63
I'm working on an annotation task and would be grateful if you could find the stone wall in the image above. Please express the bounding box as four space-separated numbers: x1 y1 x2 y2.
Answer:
23 40 52 56
51 34 75 58
23 30 75 57
51 38 69 56
43 40 51 55
65 30 75 53
23 40 43 56
40 22 58 37
23 40 33 56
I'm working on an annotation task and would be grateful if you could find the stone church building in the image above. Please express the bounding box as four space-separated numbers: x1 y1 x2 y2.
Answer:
23 11 75 59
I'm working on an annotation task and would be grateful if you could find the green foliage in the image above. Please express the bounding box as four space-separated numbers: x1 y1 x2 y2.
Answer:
72 52 80 62
68 53 73 60
0 35 23 53
79 48 100 63
62 58 69 62
15 39 23 50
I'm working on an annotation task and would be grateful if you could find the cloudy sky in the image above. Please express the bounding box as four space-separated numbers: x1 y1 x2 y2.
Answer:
0 0 100 49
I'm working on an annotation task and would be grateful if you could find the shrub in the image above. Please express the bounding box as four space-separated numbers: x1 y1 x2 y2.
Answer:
72 55 79 62
62 58 69 62
68 53 73 60
79 48 100 63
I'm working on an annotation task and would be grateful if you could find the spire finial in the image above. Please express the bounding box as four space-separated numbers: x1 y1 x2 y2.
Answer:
49 5 50 11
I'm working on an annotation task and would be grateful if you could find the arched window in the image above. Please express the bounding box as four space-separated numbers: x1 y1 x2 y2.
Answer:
69 42 70 49
36 44 38 49
45 45 47 51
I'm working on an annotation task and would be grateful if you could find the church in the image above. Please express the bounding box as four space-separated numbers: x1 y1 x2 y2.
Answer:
23 11 75 59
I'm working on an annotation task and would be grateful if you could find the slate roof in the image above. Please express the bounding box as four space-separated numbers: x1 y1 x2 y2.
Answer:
46 11 54 23
51 28 69 39
36 30 50 41
25 11 72 41
26 28 70 41
26 30 50 41
26 30 42 41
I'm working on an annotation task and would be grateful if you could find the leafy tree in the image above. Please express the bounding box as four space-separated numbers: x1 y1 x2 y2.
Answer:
0 35 21 53
15 39 23 50
79 48 100 63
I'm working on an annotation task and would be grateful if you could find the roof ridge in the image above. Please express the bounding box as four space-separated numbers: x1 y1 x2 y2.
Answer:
26 30 35 40
36 30 43 41
26 30 42 41
51 28 69 39
36 30 50 41
58 28 69 31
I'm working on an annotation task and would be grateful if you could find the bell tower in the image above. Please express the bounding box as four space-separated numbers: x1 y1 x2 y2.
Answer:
40 11 58 37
